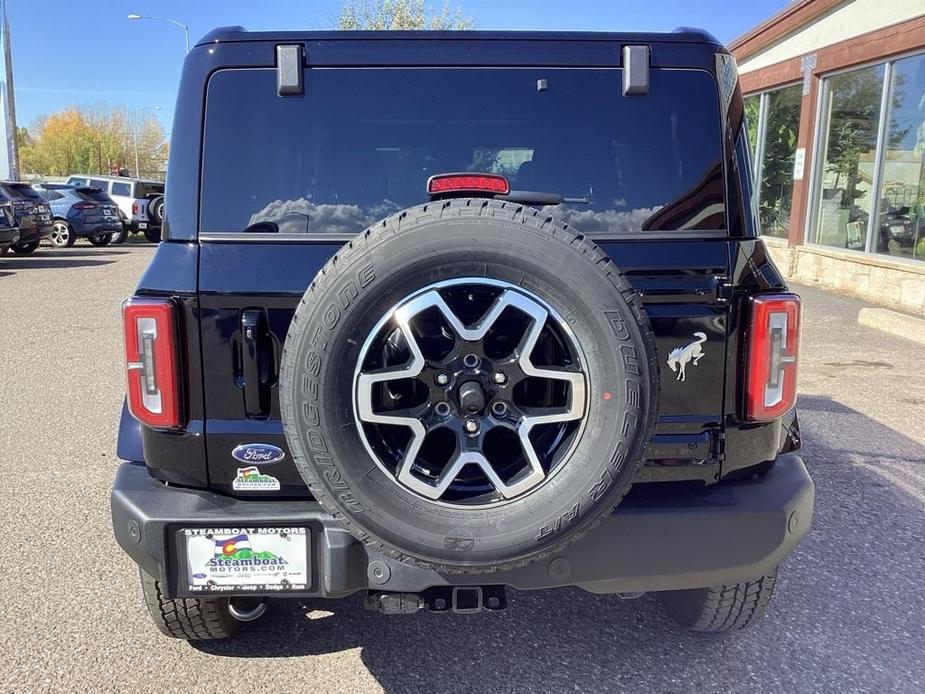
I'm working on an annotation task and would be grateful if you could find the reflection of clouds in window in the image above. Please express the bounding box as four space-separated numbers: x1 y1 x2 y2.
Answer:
540 205 662 233
247 198 400 234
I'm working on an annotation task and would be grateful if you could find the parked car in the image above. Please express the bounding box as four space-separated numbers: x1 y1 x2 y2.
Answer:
0 182 53 254
0 197 19 254
112 28 813 641
32 183 123 247
65 174 164 243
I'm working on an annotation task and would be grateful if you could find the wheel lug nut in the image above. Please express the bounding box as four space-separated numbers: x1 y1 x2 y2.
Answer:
464 418 479 434
435 372 449 386
492 371 507 385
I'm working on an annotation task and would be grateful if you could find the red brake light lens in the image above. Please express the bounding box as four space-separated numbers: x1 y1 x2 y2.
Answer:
745 293 801 421
427 173 510 196
73 202 96 210
122 298 182 429
132 201 140 215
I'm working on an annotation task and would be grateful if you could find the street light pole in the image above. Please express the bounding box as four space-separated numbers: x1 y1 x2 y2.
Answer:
127 13 189 54
1 0 19 180
132 106 160 177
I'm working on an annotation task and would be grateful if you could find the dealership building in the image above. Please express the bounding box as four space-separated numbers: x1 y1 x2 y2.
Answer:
730 0 925 314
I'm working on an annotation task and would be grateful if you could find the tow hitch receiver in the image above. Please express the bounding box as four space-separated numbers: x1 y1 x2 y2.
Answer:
364 586 508 615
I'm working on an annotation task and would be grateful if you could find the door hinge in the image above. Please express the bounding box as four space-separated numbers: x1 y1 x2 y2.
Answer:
710 430 726 462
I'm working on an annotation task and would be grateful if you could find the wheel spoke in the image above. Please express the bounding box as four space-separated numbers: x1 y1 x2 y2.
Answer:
354 279 587 506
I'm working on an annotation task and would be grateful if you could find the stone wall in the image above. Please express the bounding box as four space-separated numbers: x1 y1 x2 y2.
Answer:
763 237 925 315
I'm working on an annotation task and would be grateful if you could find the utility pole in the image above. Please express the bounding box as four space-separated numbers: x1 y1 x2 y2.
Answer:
1 0 19 180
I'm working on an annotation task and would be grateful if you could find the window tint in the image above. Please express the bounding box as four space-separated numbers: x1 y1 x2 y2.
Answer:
135 182 164 197
111 182 132 197
201 67 725 235
67 177 89 187
39 188 64 201
4 184 44 201
77 187 114 203
89 179 110 191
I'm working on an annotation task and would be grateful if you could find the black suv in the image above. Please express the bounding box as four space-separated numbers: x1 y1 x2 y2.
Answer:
0 182 52 254
111 28 813 640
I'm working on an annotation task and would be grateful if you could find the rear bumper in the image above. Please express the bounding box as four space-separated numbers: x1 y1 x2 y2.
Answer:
111 453 814 599
71 219 123 237
0 226 18 246
16 223 52 245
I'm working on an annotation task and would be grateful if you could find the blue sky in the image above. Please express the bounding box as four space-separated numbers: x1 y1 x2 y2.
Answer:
8 0 787 133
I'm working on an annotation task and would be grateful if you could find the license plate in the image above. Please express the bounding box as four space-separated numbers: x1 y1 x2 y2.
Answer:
138 222 147 229
182 526 310 593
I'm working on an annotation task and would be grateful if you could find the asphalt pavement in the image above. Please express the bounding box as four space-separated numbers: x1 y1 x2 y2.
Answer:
0 244 923 693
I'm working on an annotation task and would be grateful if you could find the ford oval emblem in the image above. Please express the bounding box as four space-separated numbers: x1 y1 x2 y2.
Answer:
231 443 286 465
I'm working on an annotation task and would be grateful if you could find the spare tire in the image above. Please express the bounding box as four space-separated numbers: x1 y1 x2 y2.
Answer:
147 194 165 225
280 199 658 573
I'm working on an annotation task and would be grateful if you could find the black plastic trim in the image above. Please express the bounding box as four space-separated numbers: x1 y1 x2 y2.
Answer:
112 454 813 599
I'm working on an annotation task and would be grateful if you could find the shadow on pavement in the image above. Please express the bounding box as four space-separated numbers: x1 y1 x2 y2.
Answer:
194 394 925 692
0 257 116 272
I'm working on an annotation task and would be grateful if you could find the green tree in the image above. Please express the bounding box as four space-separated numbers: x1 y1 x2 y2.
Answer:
19 106 168 178
337 0 472 30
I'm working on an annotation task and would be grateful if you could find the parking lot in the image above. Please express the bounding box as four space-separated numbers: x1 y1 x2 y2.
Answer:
1 244 923 693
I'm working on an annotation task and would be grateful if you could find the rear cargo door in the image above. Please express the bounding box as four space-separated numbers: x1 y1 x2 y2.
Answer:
197 61 732 496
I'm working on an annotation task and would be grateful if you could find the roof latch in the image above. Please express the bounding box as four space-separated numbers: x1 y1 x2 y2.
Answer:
276 44 304 96
622 45 649 96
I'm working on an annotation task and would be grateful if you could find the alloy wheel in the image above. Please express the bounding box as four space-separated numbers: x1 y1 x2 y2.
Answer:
354 278 587 507
49 221 70 247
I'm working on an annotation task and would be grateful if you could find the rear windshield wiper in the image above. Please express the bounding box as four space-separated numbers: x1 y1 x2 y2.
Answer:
494 190 591 205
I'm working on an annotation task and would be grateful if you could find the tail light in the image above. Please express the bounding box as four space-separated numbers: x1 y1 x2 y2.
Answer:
132 201 140 215
73 202 96 210
427 173 510 196
745 293 801 421
122 297 182 428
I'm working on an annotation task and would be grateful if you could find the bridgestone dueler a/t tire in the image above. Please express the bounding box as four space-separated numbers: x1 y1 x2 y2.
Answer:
657 570 779 632
139 571 239 640
280 198 659 574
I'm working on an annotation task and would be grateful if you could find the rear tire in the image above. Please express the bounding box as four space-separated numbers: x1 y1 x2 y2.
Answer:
143 228 162 243
87 233 113 247
49 220 76 248
139 570 240 640
11 240 40 254
111 226 128 244
657 569 778 632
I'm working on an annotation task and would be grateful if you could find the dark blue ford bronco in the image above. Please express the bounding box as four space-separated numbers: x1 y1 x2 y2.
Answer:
111 28 813 640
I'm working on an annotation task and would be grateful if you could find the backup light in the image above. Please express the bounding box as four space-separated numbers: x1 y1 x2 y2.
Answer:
427 173 510 196
745 293 801 421
123 297 182 429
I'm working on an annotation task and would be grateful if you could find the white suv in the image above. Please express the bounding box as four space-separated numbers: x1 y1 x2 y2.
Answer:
65 175 164 243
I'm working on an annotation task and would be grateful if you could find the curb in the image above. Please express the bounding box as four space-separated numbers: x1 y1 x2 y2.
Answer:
858 307 925 346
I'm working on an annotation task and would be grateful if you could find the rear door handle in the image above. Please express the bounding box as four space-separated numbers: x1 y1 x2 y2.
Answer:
241 309 271 418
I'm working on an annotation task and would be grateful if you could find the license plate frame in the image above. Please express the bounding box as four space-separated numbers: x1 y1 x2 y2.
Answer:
179 526 311 594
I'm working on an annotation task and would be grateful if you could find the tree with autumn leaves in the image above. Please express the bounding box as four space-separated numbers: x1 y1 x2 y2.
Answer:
18 106 168 179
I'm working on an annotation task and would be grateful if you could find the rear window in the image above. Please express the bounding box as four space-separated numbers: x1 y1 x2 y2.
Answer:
135 182 164 197
201 67 725 236
4 184 45 201
111 182 132 197
77 187 114 203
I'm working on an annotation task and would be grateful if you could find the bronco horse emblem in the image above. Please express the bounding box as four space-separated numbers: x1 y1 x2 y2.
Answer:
667 332 707 381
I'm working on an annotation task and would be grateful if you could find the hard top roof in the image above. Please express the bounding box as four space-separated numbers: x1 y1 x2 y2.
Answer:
196 27 722 48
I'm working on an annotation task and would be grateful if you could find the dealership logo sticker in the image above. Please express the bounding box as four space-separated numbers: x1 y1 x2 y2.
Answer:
232 466 281 491
231 443 285 464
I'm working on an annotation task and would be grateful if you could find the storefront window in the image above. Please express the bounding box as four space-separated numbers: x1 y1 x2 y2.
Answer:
873 53 925 261
744 94 761 158
811 64 886 251
757 84 802 238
